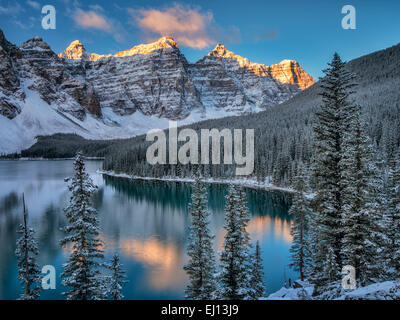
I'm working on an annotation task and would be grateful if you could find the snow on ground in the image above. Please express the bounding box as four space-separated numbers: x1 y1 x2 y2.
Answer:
264 280 314 300
264 280 400 300
97 170 296 194
335 281 400 300
0 89 91 155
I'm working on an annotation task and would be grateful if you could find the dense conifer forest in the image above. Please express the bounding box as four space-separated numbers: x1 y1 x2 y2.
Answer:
10 43 400 188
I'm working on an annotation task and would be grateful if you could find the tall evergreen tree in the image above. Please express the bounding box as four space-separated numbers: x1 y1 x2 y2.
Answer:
311 53 357 292
15 194 41 300
248 241 265 300
363 153 388 282
60 152 106 300
107 253 128 300
218 185 252 300
184 177 217 300
382 157 400 277
289 165 311 281
340 106 382 286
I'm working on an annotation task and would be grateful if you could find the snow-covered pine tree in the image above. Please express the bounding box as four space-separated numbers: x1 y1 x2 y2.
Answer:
340 105 383 286
307 208 328 296
311 52 357 292
316 244 342 299
60 152 106 300
323 245 340 284
107 253 128 300
15 194 41 300
248 241 265 299
363 153 388 282
236 187 253 296
236 187 252 257
288 165 311 281
218 185 252 300
184 176 217 300
382 157 400 277
306 159 324 285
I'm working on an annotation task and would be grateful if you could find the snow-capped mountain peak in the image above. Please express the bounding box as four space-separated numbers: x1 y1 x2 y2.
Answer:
58 36 180 62
205 43 314 90
208 43 231 57
112 36 179 58
58 40 88 60
19 36 53 52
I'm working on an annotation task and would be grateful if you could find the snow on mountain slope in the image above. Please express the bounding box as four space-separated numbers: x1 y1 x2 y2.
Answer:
0 29 315 154
0 86 241 155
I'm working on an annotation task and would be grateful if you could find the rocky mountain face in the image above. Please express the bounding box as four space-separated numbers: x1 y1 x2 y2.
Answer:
80 36 202 119
0 30 101 122
58 35 314 119
0 29 314 153
189 44 314 112
0 30 25 119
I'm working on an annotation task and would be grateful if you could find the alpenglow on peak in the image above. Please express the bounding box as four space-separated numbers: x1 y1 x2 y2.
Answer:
57 40 87 60
58 36 179 61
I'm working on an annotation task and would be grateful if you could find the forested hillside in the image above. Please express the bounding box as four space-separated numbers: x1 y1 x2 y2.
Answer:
15 43 400 187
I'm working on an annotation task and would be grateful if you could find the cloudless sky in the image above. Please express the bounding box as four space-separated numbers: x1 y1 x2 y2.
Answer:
0 0 399 78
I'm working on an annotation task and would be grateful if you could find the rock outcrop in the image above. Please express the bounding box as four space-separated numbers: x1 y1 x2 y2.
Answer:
57 40 88 60
0 29 25 119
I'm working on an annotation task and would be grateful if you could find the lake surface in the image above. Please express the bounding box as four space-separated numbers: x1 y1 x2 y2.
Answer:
0 160 297 300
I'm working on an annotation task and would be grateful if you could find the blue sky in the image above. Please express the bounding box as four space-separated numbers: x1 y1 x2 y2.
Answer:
0 0 399 78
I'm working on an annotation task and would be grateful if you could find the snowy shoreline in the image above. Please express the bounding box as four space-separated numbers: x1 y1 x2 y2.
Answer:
0 157 105 161
97 170 296 194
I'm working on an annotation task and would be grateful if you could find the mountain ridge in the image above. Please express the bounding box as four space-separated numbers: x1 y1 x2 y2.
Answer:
58 36 180 61
0 30 314 154
58 36 315 92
